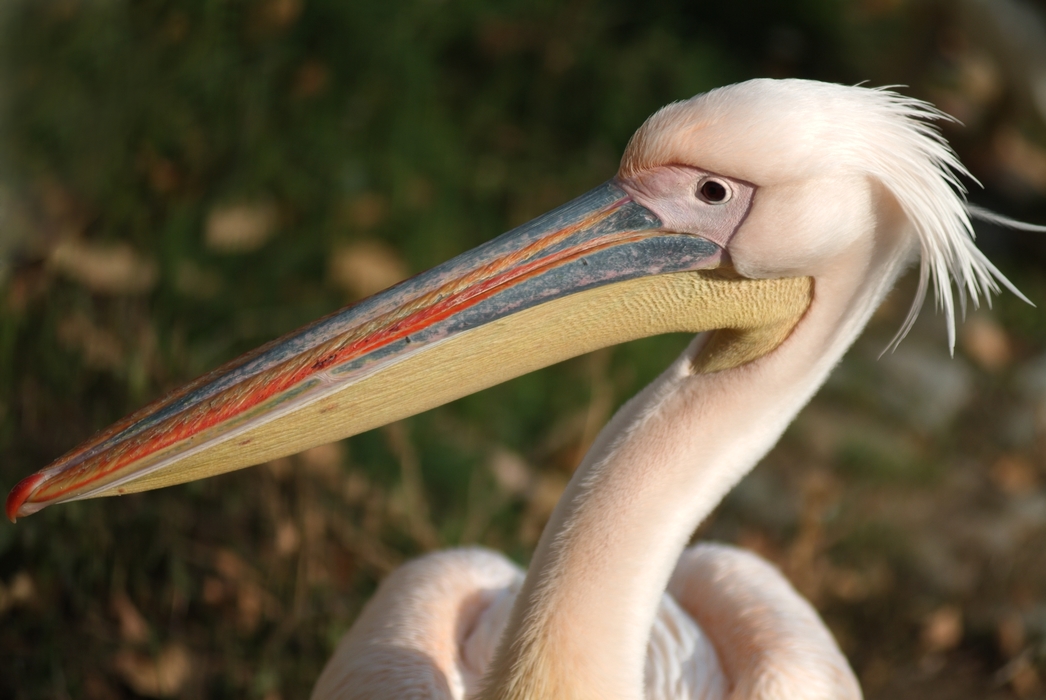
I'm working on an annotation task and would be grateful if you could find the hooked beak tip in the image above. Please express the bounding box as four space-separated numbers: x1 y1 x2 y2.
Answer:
6 473 48 522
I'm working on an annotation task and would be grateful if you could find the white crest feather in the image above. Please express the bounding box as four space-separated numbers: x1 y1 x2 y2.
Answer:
853 87 1030 352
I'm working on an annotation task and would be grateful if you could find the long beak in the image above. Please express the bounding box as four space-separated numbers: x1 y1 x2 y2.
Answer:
7 180 810 520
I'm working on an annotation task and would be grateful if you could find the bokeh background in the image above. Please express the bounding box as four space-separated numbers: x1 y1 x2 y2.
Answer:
2 0 1046 698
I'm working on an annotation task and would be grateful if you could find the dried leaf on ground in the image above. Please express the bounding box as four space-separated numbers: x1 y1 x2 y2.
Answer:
274 519 300 557
328 239 407 298
112 644 192 698
48 239 158 294
961 314 1012 371
489 448 532 496
205 202 279 253
111 592 150 644
0 571 36 614
921 605 964 653
989 454 1040 495
997 653 1044 699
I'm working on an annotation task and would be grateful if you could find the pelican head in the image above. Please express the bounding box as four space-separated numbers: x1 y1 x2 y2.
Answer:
6 79 1013 520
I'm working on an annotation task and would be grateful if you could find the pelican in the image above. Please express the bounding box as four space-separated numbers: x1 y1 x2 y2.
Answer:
7 79 1036 699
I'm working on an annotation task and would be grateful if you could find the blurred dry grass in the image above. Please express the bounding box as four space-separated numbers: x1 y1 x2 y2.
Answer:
0 1 1045 699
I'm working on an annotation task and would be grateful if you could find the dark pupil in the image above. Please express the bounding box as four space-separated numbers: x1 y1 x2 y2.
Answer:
700 180 727 202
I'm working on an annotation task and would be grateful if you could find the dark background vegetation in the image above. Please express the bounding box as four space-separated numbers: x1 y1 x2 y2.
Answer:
2 0 1046 698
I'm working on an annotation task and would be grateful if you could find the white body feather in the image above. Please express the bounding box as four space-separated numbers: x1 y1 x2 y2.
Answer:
311 545 857 700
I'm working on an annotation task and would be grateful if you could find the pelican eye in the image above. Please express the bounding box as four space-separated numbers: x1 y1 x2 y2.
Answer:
698 179 730 204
